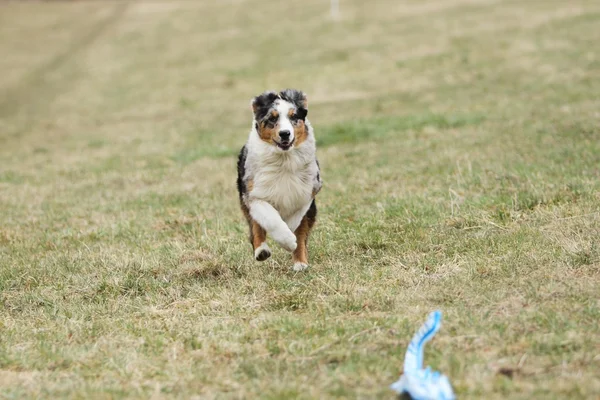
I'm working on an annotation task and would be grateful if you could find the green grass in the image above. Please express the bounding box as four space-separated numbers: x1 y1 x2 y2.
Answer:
1 0 600 398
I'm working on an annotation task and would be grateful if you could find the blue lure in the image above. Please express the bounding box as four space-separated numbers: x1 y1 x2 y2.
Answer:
390 311 455 400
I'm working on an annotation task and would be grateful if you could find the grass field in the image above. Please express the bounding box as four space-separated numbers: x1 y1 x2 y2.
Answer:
1 0 599 398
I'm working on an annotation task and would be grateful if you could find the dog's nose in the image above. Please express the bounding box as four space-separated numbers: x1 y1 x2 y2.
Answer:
279 130 291 142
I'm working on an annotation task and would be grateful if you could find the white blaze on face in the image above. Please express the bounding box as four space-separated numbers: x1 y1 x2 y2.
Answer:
275 99 295 142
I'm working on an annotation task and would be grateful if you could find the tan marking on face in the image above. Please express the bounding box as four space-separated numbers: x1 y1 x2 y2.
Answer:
293 119 308 146
258 121 278 144
257 110 280 144
247 179 254 192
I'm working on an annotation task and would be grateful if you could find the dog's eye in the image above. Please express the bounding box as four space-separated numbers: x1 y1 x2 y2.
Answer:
268 115 278 123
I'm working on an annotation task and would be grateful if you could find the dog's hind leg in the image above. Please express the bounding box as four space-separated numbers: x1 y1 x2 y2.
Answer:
292 200 317 271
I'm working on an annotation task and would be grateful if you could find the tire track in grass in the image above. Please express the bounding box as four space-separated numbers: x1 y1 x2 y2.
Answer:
0 2 129 127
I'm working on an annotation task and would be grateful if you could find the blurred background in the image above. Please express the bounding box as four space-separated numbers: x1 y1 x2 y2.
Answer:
1 0 599 398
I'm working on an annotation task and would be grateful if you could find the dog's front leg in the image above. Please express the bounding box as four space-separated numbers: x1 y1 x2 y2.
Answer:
249 200 297 252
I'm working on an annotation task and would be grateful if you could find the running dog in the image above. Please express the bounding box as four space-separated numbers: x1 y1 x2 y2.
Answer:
237 89 322 271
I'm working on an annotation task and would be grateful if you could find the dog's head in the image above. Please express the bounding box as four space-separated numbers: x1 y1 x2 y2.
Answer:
251 89 309 151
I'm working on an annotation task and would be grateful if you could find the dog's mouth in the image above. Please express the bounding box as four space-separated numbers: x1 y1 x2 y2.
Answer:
274 138 295 151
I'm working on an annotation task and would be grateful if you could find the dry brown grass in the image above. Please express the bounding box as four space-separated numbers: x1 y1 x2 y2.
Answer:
1 0 599 398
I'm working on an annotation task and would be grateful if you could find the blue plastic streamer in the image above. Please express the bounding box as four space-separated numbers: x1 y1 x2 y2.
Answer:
390 311 455 400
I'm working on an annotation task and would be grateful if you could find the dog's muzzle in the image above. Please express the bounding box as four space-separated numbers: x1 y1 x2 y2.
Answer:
275 138 294 151
276 130 294 150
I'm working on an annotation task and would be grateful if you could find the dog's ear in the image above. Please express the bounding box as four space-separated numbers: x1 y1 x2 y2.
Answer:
279 89 308 111
251 91 279 120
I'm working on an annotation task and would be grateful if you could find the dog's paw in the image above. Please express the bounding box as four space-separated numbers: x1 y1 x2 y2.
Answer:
292 262 309 272
272 228 297 252
254 243 271 262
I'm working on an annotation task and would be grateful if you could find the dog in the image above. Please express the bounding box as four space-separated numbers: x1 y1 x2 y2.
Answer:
237 89 322 271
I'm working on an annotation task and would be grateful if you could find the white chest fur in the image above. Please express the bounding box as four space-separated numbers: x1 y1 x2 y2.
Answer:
245 123 318 220
252 155 314 219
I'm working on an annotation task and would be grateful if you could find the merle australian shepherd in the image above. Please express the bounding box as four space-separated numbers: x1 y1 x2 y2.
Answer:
237 89 322 271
